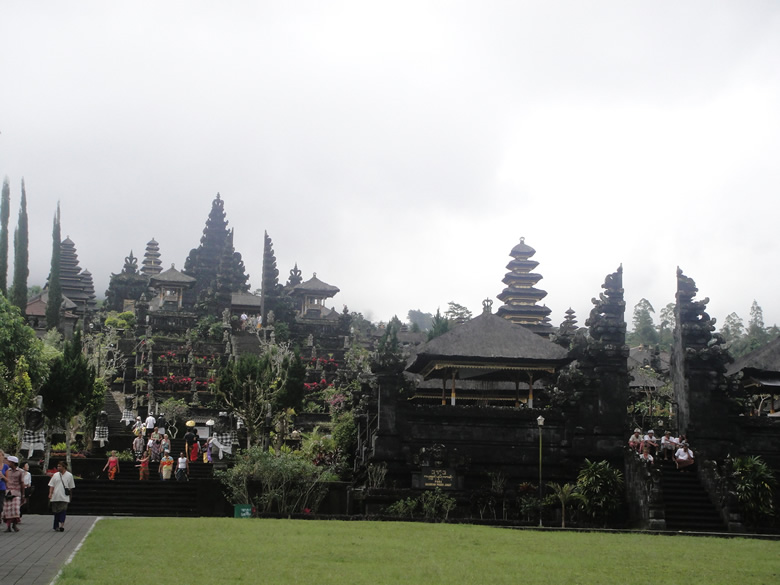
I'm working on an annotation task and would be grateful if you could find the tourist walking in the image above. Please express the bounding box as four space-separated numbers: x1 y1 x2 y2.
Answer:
21 462 32 517
132 416 145 437
145 413 156 438
136 451 150 480
133 433 145 460
148 436 161 463
183 427 195 459
2 456 24 532
48 461 75 532
0 449 8 502
176 452 189 481
159 452 174 481
103 450 120 480
189 436 200 463
160 434 172 455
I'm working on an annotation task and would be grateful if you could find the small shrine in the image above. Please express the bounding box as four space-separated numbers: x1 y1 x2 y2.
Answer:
149 264 196 311
290 273 340 319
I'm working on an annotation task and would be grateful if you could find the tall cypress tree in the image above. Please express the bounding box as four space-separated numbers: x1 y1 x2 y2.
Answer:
45 203 63 330
11 179 29 311
0 177 10 294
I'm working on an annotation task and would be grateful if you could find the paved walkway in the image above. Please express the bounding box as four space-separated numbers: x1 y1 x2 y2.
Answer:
0 514 98 585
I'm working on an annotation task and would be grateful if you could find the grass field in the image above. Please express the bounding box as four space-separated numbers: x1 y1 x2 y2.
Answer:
58 518 779 585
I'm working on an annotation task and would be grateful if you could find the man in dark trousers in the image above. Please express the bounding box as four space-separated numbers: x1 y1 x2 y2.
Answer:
183 427 195 459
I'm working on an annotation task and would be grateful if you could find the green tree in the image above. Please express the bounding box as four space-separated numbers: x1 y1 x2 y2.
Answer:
427 308 451 341
373 318 404 373
407 309 434 332
11 180 29 311
745 301 770 350
546 482 583 528
720 312 745 345
629 298 658 346
657 302 675 349
216 343 303 448
39 330 97 467
445 301 472 324
0 292 47 390
45 204 63 330
0 177 9 294
0 356 36 453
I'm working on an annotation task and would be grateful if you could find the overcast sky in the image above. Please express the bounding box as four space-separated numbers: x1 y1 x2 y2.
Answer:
1 2 779 331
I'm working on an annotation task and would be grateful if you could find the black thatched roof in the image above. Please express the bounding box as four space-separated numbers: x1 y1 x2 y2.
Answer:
231 292 263 309
150 264 196 285
293 274 339 295
728 336 780 377
407 311 569 378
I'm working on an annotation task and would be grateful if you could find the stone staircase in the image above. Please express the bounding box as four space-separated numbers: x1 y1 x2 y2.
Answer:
659 459 726 532
67 477 200 516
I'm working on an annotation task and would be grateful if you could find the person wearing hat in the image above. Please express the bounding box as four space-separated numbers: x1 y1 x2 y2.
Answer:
132 416 145 437
2 455 25 532
642 429 658 456
628 428 642 452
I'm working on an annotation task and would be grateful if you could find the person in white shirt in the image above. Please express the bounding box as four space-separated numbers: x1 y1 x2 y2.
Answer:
642 430 658 456
48 461 76 532
638 447 654 465
145 414 156 438
674 443 695 471
660 431 677 461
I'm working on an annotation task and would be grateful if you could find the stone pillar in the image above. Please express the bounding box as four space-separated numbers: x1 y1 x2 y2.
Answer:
672 269 734 459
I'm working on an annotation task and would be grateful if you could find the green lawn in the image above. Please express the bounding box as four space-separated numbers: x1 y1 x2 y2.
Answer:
59 518 778 585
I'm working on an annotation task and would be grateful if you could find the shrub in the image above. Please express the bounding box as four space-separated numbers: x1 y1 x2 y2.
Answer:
576 459 624 526
731 455 777 528
217 446 336 515
385 488 456 522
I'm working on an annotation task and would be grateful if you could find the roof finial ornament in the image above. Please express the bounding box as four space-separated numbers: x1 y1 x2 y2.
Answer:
171 263 175 269
482 298 493 314
520 236 525 243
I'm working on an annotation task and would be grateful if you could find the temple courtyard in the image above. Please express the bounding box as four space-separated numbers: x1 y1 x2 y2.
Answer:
24 517 779 585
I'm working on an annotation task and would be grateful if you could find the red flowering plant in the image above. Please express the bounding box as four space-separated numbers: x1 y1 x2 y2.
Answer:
306 356 339 371
156 374 194 391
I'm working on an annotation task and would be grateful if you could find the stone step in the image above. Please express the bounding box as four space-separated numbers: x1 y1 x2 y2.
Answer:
67 479 200 517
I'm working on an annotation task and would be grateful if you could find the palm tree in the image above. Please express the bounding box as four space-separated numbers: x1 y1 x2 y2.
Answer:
547 482 583 528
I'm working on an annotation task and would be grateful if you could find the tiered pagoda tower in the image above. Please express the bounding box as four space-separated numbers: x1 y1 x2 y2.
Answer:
141 238 163 277
59 237 92 315
496 237 553 336
80 269 97 312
